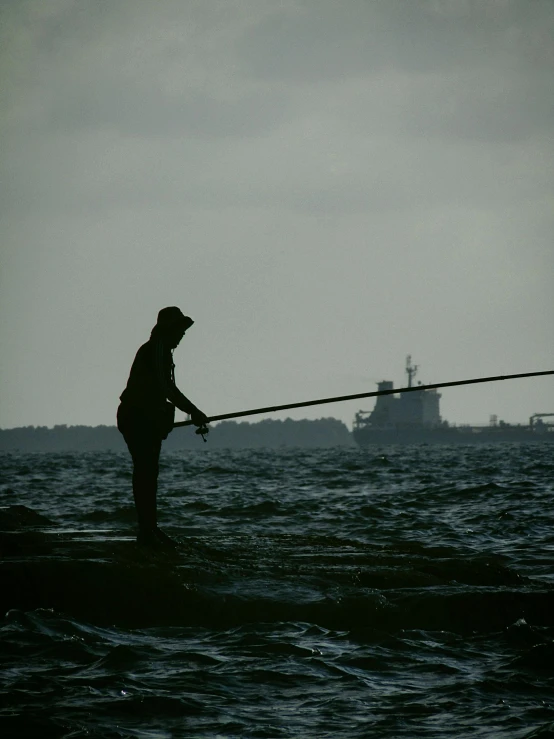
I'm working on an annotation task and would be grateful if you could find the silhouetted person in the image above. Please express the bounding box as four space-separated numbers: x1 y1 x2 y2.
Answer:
117 307 208 547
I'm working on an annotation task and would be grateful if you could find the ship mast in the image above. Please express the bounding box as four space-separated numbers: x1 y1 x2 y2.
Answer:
406 355 418 388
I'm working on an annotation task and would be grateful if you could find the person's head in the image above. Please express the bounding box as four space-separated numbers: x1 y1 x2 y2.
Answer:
151 307 194 348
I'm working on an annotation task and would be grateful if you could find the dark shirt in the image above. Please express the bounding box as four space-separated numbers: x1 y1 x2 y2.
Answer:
120 336 195 415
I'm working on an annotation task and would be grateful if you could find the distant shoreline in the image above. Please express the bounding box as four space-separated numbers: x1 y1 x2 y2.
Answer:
0 418 355 452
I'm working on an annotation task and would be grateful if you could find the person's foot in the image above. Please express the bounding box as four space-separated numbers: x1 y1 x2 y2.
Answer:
136 528 162 548
137 527 178 549
154 527 178 548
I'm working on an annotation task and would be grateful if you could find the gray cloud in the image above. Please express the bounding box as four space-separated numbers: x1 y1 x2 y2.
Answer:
42 85 290 138
239 0 554 80
4 0 553 147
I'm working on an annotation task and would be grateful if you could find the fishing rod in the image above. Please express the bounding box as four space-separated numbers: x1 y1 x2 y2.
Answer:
173 369 554 432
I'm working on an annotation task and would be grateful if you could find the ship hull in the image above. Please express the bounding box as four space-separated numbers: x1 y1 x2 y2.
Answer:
352 427 554 446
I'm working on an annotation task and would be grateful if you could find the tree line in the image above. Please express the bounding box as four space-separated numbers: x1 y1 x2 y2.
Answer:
0 418 354 452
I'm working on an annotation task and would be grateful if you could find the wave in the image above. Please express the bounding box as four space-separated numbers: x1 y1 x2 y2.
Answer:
4 580 554 638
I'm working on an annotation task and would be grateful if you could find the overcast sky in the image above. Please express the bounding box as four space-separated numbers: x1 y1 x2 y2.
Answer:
1 0 553 432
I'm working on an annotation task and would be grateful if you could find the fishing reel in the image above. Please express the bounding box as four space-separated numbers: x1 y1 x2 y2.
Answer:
195 423 210 443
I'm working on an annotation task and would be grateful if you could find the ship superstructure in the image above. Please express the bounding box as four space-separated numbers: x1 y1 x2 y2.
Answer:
354 356 441 431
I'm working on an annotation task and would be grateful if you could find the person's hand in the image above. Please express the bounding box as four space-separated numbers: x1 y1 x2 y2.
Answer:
190 408 209 427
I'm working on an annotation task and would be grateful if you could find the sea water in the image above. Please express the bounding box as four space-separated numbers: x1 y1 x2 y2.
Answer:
1 444 554 738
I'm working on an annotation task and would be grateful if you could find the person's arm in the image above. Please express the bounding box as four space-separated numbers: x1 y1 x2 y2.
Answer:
153 339 208 424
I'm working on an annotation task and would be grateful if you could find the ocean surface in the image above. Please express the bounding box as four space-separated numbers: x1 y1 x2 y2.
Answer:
1 444 554 739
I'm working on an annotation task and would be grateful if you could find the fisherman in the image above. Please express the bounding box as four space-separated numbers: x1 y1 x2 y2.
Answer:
117 307 208 547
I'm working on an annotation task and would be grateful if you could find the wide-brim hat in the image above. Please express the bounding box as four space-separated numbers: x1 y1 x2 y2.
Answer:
156 307 194 331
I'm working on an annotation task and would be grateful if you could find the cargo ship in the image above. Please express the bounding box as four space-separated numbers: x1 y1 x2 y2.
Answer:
352 357 554 445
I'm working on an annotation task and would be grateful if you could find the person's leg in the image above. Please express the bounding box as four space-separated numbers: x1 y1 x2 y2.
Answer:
118 404 162 541
129 434 162 536
132 440 177 547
